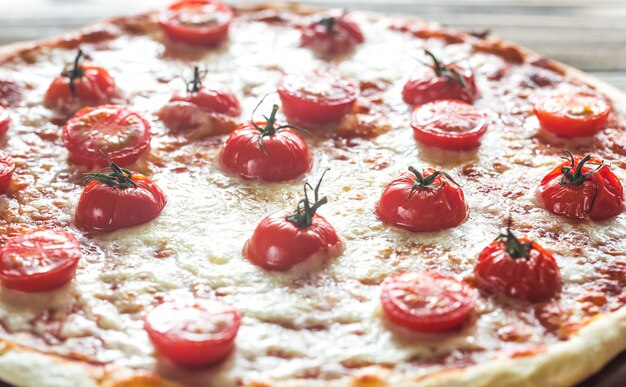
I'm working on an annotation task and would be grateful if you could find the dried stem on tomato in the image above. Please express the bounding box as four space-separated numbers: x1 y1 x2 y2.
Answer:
286 169 330 228
423 49 470 92
407 166 458 199
186 66 207 93
495 217 531 259
250 95 307 155
82 150 137 189
62 49 85 97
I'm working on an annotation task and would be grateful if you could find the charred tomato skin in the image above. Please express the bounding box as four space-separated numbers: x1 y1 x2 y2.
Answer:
474 239 561 303
244 209 342 271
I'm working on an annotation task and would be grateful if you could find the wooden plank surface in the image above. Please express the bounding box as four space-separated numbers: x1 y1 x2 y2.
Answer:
0 1 625 386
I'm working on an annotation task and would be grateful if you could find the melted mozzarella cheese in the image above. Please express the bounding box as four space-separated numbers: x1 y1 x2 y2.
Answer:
0 7 623 387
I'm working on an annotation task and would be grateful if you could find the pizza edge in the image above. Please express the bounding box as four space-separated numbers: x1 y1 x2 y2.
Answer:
0 3 624 386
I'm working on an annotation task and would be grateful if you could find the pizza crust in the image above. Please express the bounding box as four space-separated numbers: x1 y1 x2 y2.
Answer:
0 3 625 387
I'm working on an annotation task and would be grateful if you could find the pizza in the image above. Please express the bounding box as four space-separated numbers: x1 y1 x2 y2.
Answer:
0 1 624 386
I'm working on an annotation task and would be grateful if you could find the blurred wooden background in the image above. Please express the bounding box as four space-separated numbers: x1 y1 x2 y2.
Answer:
0 1 625 386
1 0 626 92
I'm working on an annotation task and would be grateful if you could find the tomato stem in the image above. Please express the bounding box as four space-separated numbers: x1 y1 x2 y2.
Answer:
186 66 207 93
62 49 85 97
423 50 470 92
318 9 348 33
250 96 308 156
495 217 531 259
407 166 458 199
82 150 137 189
559 151 604 187
319 16 336 32
469 28 491 39
286 169 330 228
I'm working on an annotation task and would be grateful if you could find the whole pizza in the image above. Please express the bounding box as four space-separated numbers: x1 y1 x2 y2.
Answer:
0 1 624 386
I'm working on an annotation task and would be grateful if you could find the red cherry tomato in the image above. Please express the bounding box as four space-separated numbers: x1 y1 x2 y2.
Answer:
537 153 623 220
411 100 488 150
160 67 241 133
63 105 151 167
76 162 166 231
245 171 341 271
144 299 241 368
0 106 10 136
534 93 610 138
474 227 561 303
300 13 364 56
244 209 342 271
220 105 311 182
44 50 116 112
0 151 15 194
381 271 475 333
160 89 241 134
402 51 477 106
376 167 467 232
159 0 234 46
0 230 81 292
277 71 358 125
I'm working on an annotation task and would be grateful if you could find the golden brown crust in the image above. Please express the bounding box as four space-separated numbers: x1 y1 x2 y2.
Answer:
0 3 624 387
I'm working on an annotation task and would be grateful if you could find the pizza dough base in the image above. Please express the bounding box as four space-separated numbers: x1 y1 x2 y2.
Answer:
0 3 625 387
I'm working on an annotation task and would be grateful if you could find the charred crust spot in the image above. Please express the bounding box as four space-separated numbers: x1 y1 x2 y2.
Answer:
472 40 525 63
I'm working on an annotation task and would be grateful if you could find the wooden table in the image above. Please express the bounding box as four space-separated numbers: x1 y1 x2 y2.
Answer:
1 1 625 386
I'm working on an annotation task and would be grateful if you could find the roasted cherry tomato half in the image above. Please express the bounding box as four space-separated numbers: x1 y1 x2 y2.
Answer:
144 298 241 368
537 152 623 220
0 105 10 137
159 0 234 46
76 157 166 231
376 167 468 232
63 105 151 167
220 104 312 182
160 66 241 134
277 71 358 125
44 49 116 113
300 12 364 56
402 50 477 106
381 271 475 333
244 171 342 271
0 230 81 292
411 100 488 150
0 151 15 194
474 221 561 303
534 93 610 138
